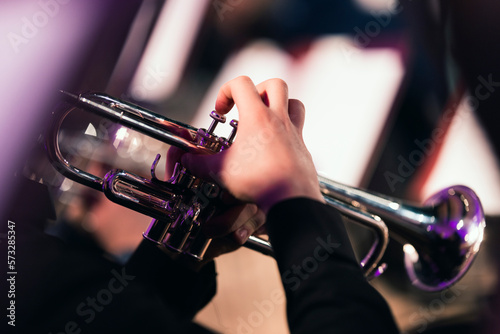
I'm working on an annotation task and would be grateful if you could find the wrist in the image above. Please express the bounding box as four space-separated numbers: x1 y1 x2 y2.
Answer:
256 181 325 214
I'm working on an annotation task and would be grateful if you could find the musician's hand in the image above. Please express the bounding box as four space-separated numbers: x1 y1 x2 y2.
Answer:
201 201 266 259
166 137 266 256
181 76 324 213
166 76 323 260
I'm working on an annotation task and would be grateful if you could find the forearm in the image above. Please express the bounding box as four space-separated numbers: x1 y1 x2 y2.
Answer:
125 239 217 320
267 198 399 333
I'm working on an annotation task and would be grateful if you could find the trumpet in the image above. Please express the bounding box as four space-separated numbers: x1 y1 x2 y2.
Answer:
45 91 486 292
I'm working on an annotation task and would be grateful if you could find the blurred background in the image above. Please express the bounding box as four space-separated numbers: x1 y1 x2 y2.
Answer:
1 0 500 333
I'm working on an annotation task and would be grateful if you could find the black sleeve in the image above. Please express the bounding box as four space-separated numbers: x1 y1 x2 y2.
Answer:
3 179 217 334
10 223 217 334
125 239 218 321
266 197 400 334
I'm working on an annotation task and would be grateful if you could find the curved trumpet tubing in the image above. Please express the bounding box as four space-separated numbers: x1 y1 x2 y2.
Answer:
319 177 485 291
45 91 486 291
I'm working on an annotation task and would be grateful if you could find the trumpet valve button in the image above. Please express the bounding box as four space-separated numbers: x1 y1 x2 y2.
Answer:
207 111 226 134
228 119 238 143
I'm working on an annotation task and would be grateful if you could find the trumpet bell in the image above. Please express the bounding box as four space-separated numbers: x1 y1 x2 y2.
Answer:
404 186 485 291
319 176 486 291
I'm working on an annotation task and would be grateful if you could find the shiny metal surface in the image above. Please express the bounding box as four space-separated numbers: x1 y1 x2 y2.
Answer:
319 177 485 291
45 91 486 290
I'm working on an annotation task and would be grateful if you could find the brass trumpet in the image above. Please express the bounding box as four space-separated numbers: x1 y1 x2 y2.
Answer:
45 91 485 292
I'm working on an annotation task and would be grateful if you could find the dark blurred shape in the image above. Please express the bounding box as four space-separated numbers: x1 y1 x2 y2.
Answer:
448 1 500 159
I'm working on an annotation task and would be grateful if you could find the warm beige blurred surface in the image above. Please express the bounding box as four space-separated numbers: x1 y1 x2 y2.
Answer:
196 248 289 334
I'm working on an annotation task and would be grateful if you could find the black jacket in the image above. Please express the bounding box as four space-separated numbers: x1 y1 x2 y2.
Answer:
267 198 399 333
